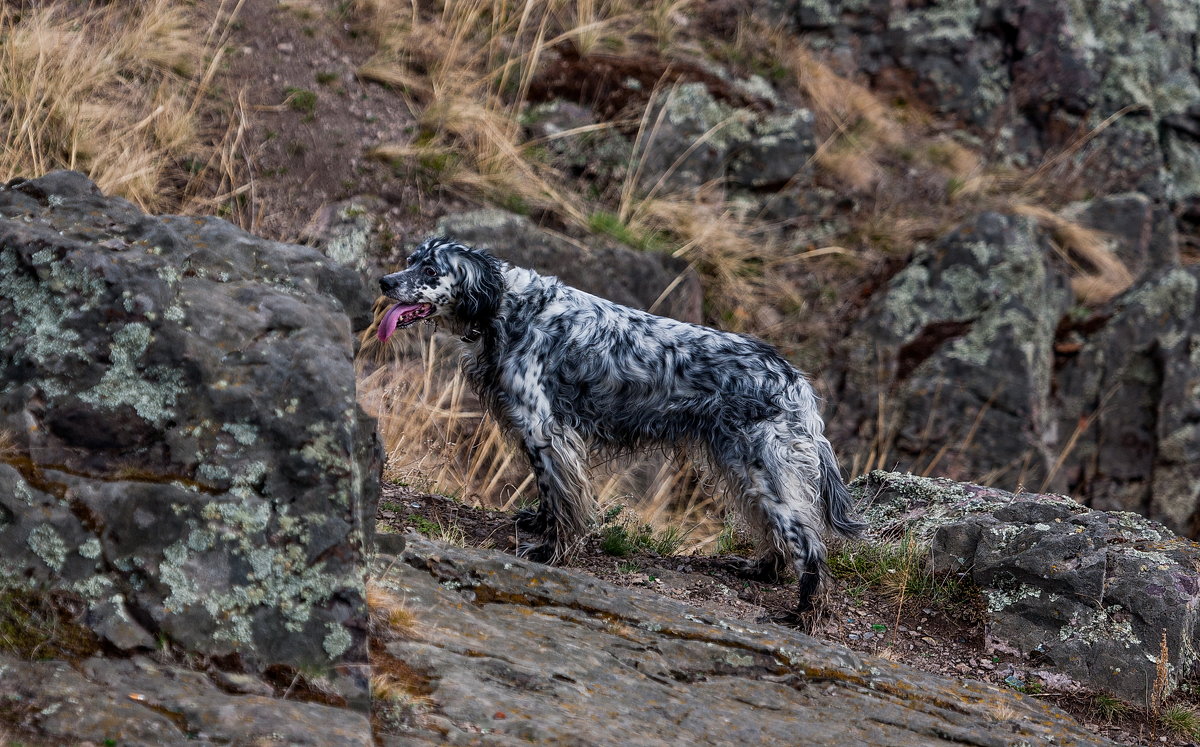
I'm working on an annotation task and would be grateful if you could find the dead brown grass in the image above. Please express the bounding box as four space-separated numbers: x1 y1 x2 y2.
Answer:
0 0 248 218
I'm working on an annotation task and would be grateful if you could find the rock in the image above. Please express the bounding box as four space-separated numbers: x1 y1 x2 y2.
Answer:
831 212 1071 487
0 652 371 746
1061 193 1179 279
776 0 1200 201
0 171 380 705
435 208 703 323
1051 266 1200 531
637 82 817 191
855 471 1200 703
370 534 1113 746
303 195 390 329
523 100 633 186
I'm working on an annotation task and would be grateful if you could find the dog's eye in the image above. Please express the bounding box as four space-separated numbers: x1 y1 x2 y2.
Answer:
423 267 438 278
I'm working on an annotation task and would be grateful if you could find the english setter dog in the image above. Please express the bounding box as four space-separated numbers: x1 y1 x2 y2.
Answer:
378 237 864 611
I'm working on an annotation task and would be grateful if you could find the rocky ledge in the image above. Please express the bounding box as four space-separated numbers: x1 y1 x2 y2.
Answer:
370 535 1112 746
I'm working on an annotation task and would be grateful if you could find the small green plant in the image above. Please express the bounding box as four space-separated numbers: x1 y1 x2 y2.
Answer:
598 510 690 558
1160 705 1200 740
599 524 635 557
616 561 642 574
587 211 668 253
284 86 318 114
406 514 440 536
1091 693 1129 722
826 533 969 606
315 71 338 85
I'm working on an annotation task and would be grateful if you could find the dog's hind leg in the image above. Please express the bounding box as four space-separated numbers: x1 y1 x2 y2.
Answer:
713 422 829 612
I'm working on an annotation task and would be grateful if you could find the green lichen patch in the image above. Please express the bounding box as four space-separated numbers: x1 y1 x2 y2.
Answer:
78 322 185 425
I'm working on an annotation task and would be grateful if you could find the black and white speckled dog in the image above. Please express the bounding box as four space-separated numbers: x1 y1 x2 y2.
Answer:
378 237 864 611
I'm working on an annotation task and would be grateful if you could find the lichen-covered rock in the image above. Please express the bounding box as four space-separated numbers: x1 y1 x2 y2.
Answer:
435 208 704 323
831 212 1071 486
776 0 1200 200
0 652 371 745
0 171 379 704
523 100 634 186
371 535 1112 746
1051 266 1200 531
637 82 817 191
854 471 1200 703
303 195 391 329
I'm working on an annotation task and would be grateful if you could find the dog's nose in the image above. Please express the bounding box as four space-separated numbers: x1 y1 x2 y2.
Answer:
379 274 401 293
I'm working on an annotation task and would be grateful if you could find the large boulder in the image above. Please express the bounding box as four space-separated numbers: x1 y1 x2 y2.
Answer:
0 172 380 703
831 212 1071 486
856 471 1200 704
373 534 1111 745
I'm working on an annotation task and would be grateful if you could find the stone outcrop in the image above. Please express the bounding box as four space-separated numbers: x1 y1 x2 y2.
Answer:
0 171 380 702
0 652 372 746
831 203 1200 536
831 212 1072 487
371 534 1112 746
855 471 1200 704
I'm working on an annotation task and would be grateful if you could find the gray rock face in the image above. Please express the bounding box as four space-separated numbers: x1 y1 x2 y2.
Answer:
372 535 1111 746
638 82 817 191
1052 266 1200 531
778 0 1200 201
0 172 379 702
832 202 1200 535
435 208 704 323
832 212 1072 486
0 652 371 746
856 471 1200 703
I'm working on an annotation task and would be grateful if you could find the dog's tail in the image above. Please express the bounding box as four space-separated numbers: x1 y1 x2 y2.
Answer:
818 438 867 538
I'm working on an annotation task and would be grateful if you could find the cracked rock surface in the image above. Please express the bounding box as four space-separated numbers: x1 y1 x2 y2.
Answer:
0 652 371 746
372 535 1112 746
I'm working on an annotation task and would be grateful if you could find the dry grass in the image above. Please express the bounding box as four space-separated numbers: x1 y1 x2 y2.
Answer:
1012 204 1133 305
0 0 249 219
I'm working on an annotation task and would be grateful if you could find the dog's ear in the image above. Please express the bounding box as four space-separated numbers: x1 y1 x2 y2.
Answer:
454 249 504 323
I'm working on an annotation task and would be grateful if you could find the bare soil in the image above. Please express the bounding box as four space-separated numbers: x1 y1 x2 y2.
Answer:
379 484 1200 747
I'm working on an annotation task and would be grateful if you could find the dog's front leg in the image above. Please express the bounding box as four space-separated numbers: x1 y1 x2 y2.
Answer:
516 422 594 563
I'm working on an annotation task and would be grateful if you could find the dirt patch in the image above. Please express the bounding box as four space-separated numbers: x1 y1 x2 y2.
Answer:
379 485 1200 747
212 0 469 251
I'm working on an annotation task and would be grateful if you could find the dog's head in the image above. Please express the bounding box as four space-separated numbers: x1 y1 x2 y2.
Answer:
376 237 504 342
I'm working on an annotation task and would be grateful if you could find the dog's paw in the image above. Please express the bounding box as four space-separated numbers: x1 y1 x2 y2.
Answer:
514 506 547 534
725 554 787 583
516 541 556 564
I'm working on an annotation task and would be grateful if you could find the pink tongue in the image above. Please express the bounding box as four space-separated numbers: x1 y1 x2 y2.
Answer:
378 303 423 342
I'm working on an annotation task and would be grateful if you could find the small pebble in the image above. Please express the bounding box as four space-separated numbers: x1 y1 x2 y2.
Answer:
278 42 295 53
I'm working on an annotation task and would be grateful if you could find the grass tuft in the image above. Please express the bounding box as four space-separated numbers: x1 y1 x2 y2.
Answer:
0 589 100 662
826 533 968 607
0 1 246 215
1159 704 1200 740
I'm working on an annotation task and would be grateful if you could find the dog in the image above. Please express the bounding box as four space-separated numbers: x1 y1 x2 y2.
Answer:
377 236 864 611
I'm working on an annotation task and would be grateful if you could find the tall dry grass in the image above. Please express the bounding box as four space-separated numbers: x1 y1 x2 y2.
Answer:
0 0 248 217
